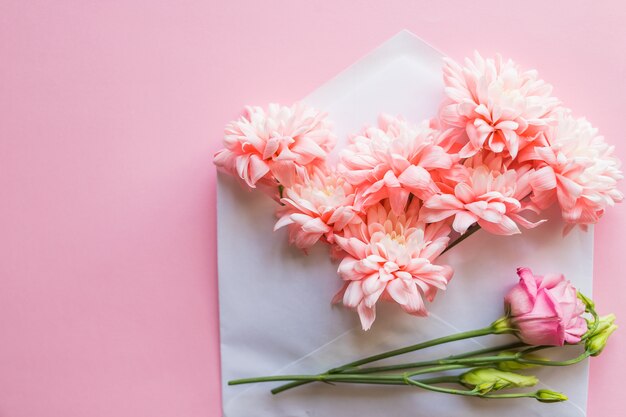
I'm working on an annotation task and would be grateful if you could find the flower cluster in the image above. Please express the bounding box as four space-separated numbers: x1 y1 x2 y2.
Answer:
214 53 622 330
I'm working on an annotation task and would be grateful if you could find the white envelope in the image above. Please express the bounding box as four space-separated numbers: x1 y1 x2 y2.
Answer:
217 30 592 417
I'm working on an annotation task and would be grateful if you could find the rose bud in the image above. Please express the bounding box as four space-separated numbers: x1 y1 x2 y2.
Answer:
503 267 587 346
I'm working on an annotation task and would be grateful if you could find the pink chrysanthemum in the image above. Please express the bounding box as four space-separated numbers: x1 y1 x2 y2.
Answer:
523 110 623 228
332 200 453 330
338 115 455 216
274 166 361 250
420 165 544 235
440 52 560 159
213 103 335 188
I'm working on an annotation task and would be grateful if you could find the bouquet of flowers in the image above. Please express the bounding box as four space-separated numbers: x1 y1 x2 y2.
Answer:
214 52 622 404
230 268 616 402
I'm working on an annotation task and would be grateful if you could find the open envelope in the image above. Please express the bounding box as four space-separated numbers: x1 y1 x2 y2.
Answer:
217 30 593 417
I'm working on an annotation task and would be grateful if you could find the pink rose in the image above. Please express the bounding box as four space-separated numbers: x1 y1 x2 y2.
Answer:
504 267 587 346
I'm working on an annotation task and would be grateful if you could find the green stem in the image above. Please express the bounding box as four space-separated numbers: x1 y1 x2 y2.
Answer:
266 343 588 395
431 348 590 368
271 381 316 394
518 351 590 366
344 342 526 375
232 367 457 387
271 325 498 394
232 347 589 395
330 326 496 372
233 364 470 388
404 364 474 377
231 373 463 388
441 224 481 254
419 375 462 385
230 374 404 386
405 377 541 400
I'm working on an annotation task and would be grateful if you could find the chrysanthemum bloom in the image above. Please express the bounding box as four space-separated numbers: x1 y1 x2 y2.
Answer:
274 166 361 250
504 267 587 346
332 200 453 330
522 110 623 228
419 165 543 235
338 115 455 216
213 103 335 188
439 52 560 159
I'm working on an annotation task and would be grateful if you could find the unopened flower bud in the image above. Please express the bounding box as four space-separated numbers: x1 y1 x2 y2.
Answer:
589 314 616 336
535 389 568 403
460 368 538 394
586 323 618 356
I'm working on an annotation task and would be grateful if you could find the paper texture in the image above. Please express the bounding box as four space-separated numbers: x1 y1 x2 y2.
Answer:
217 30 592 417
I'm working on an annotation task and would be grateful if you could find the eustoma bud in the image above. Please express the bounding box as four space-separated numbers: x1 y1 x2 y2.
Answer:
588 313 616 336
460 368 538 394
585 315 618 356
535 389 568 403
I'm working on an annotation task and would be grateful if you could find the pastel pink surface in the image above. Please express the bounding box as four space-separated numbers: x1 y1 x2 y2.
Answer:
1 1 624 416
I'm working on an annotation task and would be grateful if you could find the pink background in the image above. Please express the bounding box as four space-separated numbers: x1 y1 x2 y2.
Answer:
1 1 624 416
